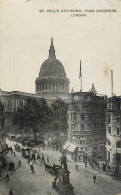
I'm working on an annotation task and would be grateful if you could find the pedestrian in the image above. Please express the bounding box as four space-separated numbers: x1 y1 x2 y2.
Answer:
97 162 99 169
93 174 96 183
40 159 43 166
30 160 33 170
31 165 35 173
37 154 40 160
18 160 21 167
76 164 78 171
6 172 10 182
54 176 57 184
47 157 49 164
14 152 15 157
9 188 14 195
85 161 87 168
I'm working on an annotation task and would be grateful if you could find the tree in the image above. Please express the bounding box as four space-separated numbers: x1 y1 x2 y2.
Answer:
51 99 68 136
14 98 51 143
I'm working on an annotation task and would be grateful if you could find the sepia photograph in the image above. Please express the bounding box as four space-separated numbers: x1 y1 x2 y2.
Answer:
0 0 121 194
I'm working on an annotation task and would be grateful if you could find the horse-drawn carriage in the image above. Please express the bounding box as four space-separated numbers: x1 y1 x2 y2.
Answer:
44 162 61 176
22 147 30 159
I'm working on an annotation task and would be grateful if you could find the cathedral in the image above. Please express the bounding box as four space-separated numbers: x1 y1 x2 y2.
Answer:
0 39 70 126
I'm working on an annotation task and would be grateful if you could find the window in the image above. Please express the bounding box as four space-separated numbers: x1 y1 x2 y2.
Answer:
81 124 84 130
74 124 77 130
80 140 82 144
108 127 111 134
108 115 111 122
45 83 47 90
81 114 84 120
74 105 79 110
117 127 120 135
71 114 73 120
117 117 120 123
73 113 76 120
83 140 85 144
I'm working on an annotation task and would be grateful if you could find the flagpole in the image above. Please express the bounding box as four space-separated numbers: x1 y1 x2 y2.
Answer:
81 69 82 92
79 60 82 92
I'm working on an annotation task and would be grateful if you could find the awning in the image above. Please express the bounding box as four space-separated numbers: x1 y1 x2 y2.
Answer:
63 142 70 150
66 143 77 153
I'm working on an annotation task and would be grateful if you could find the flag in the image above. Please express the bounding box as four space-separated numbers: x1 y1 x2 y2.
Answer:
79 60 81 79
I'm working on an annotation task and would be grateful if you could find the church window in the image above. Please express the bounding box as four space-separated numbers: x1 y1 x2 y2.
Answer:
19 100 23 106
42 84 44 90
60 84 62 90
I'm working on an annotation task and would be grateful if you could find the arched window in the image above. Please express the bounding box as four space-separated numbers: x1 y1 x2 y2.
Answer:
117 141 121 148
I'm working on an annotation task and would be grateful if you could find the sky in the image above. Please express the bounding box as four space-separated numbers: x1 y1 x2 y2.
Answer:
0 0 121 97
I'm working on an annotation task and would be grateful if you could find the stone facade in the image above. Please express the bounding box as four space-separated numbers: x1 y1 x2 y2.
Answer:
66 85 106 161
105 96 121 168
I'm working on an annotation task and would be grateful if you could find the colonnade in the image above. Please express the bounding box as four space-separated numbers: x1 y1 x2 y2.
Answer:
36 82 68 92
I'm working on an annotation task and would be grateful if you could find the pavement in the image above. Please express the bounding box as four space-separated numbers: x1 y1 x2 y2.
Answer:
0 139 121 195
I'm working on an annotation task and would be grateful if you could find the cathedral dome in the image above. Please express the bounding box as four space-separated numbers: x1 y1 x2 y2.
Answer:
35 38 70 100
39 39 66 78
39 58 66 78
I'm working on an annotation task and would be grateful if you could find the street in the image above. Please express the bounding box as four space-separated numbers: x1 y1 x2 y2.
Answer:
0 139 121 195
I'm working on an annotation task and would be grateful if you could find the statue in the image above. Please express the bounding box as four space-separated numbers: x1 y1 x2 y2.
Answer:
59 153 67 170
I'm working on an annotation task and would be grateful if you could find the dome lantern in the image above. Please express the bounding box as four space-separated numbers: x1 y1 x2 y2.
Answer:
49 38 56 59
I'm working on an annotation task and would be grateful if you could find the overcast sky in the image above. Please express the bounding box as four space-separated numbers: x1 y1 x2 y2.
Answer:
0 0 121 97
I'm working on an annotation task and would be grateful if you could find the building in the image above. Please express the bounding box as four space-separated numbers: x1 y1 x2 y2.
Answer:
105 96 121 168
0 39 70 127
65 84 106 161
0 96 7 169
35 38 70 100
